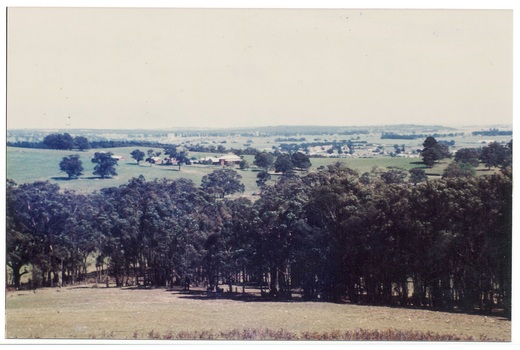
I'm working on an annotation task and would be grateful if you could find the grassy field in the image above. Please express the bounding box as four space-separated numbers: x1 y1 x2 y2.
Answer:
5 285 510 341
7 146 488 195
7 147 262 195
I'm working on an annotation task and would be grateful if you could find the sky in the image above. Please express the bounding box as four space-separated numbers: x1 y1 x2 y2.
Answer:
5 4 514 130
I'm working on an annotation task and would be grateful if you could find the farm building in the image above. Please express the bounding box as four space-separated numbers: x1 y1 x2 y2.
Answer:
218 153 242 165
149 156 163 164
196 153 242 166
197 156 221 165
98 151 125 161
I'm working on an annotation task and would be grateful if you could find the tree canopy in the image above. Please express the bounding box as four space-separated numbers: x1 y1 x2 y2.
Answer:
454 148 480 167
43 133 75 150
92 152 118 178
164 145 190 170
274 154 294 174
130 149 145 164
291 152 312 171
421 137 451 167
254 152 275 171
6 160 513 318
201 168 245 198
74 136 91 151
59 154 84 179
480 142 512 169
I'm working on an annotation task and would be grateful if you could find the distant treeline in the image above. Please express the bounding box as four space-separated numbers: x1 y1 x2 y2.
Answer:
381 132 465 140
472 129 512 136
275 137 307 142
229 125 371 136
7 139 173 151
7 132 259 156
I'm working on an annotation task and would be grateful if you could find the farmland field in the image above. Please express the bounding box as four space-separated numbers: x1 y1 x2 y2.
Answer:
5 285 511 341
5 146 495 195
7 146 262 195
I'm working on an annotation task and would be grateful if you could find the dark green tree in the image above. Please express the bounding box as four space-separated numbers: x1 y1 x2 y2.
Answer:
92 152 118 178
130 149 145 164
59 154 84 179
256 170 271 188
252 177 310 298
442 162 476 178
6 180 34 288
164 145 190 170
239 159 249 170
201 168 245 198
5 181 71 287
304 163 366 302
408 168 428 185
274 154 294 174
220 197 255 293
254 152 275 171
380 166 407 184
421 137 450 167
454 148 480 167
291 152 312 171
480 142 511 169
43 133 75 150
74 136 91 151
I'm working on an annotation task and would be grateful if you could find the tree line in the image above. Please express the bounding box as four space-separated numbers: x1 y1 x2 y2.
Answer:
6 157 512 317
381 131 464 140
7 132 259 156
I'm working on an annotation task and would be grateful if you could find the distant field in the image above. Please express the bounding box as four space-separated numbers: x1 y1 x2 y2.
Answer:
6 146 494 194
7 147 263 195
5 285 510 340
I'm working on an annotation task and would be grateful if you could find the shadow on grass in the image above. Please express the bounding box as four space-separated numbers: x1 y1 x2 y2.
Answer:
52 176 118 181
172 287 310 303
177 292 281 303
51 176 73 181
83 176 115 180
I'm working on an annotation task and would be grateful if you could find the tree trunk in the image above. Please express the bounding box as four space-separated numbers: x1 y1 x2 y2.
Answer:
8 263 28 289
242 266 246 294
269 266 279 297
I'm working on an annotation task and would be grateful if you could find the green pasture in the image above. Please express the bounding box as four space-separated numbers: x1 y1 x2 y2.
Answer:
6 146 493 194
6 147 261 195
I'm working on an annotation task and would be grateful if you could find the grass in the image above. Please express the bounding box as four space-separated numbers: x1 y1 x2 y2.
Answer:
5 285 510 341
7 147 263 195
8 146 494 195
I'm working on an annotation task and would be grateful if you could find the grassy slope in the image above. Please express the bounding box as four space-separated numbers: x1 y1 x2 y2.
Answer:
5 286 510 340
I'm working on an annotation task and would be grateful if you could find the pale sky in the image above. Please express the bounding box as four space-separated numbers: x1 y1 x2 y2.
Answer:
6 7 513 130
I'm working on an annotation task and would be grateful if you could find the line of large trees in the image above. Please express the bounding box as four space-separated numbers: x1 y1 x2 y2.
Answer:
6 162 512 317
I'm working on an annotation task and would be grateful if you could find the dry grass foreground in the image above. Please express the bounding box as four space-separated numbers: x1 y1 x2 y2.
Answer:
5 285 510 341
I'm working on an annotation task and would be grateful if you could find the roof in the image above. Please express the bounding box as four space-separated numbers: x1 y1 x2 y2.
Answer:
218 153 242 162
199 157 221 163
